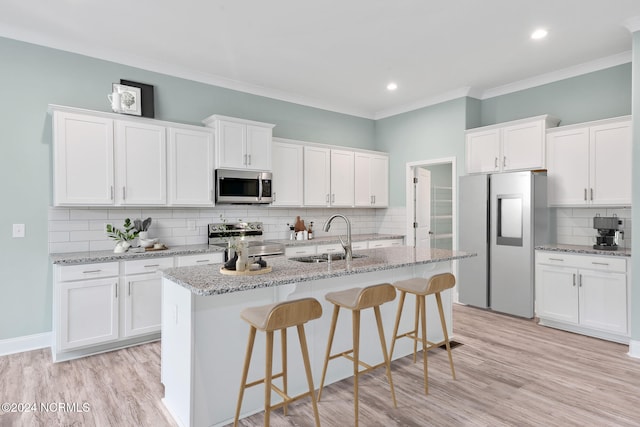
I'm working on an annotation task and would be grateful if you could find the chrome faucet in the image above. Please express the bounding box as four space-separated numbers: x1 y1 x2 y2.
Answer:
323 214 352 263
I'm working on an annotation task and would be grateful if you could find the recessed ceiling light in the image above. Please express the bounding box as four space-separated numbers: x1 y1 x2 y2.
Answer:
387 82 398 91
531 28 548 40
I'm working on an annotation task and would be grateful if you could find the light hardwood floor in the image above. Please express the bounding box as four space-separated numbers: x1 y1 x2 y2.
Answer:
1 304 639 426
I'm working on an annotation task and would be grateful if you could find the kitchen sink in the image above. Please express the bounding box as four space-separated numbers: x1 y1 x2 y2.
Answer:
290 253 367 263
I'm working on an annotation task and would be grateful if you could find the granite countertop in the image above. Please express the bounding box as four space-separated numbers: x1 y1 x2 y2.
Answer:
273 233 404 247
161 246 475 296
536 244 631 258
50 244 225 265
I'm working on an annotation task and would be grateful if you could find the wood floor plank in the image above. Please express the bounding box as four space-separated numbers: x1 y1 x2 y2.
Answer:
1 304 639 426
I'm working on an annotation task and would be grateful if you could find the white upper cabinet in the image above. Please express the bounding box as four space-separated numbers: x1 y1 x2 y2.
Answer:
202 115 275 171
51 105 218 207
465 115 559 174
354 152 389 207
271 139 303 206
115 121 167 205
167 127 215 206
547 116 631 206
304 146 331 206
53 111 115 205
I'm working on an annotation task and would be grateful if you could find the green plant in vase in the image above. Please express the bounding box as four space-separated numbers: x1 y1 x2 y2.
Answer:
106 218 139 253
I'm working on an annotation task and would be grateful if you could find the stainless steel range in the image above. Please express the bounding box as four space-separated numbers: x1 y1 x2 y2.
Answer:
208 222 284 259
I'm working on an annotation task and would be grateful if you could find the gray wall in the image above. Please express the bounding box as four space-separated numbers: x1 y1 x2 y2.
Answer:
631 32 640 343
0 37 375 340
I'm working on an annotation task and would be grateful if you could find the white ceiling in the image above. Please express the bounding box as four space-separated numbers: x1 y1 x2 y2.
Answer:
2 0 640 119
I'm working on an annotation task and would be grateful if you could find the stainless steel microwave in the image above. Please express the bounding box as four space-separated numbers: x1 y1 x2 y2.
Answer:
215 169 272 204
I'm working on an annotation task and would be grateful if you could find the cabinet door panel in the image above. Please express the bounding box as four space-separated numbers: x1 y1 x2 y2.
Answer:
370 155 389 207
502 120 544 171
217 120 245 168
465 129 499 174
124 274 162 337
546 128 589 205
59 278 119 350
115 121 167 205
330 150 354 206
579 270 627 334
590 121 632 205
168 127 214 206
354 153 372 207
535 264 578 324
53 112 114 205
245 125 272 170
304 146 330 206
272 142 303 206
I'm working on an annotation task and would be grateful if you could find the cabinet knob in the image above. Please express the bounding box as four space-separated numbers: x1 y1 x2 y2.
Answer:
494 157 498 169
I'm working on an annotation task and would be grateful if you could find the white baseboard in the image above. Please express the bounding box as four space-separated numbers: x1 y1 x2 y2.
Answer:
628 339 640 359
0 332 51 357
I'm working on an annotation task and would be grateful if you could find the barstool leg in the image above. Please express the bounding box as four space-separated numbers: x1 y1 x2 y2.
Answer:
389 290 406 360
318 304 340 401
265 330 274 427
374 306 397 408
234 326 257 427
281 328 288 415
413 296 420 363
436 292 456 379
297 324 321 427
420 295 428 394
352 309 361 427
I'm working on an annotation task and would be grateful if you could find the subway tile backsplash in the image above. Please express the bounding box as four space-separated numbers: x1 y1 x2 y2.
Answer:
48 206 409 253
551 207 632 249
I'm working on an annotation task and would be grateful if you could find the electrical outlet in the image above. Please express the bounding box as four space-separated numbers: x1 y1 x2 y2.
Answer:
12 224 25 238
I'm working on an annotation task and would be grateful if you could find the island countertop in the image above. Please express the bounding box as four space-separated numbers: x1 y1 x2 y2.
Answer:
161 246 475 296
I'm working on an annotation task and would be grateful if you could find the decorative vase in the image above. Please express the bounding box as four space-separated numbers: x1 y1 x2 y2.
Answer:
138 231 149 240
235 252 246 272
113 241 131 253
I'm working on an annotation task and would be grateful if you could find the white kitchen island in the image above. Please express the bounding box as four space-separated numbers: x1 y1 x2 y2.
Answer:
160 246 474 427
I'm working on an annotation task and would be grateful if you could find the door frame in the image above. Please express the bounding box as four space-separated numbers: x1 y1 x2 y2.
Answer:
405 157 457 251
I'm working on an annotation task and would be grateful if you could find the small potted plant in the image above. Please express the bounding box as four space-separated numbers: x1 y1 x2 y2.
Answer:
106 218 139 253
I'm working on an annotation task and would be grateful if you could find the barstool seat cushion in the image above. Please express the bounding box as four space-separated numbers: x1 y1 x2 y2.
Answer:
394 273 456 296
325 283 396 310
240 298 322 331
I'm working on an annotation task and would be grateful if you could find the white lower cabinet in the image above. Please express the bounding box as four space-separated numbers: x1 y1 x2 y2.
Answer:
535 251 629 343
53 252 224 361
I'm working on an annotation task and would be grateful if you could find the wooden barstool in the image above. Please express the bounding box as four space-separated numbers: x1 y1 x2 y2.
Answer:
389 273 456 394
317 283 397 427
233 297 323 427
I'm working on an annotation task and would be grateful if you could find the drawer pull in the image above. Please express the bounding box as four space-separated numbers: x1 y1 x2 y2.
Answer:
592 262 609 266
549 258 564 262
295 251 307 254
196 260 210 263
82 269 102 274
144 264 160 268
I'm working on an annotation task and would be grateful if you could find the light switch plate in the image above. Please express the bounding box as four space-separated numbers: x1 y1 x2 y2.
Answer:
12 224 25 238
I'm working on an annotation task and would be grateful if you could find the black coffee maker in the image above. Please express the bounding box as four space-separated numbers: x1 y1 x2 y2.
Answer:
593 215 621 251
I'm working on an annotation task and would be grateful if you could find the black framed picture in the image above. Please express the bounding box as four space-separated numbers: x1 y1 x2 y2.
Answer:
120 79 155 118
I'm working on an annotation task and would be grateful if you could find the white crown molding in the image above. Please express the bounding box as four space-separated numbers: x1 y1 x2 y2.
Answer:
481 51 632 100
0 332 51 357
373 87 474 120
624 16 640 33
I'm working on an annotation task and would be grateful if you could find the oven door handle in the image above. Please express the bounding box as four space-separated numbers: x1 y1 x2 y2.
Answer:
258 175 263 201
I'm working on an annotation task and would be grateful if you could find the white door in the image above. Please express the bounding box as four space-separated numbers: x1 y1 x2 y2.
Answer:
535 264 579 324
370 155 389 207
115 120 167 205
590 120 632 206
53 111 114 205
330 149 354 206
465 129 500 173
354 153 372 206
167 127 214 206
501 120 544 171
217 120 246 169
271 141 303 206
579 269 628 334
245 125 272 170
546 128 590 205
124 273 162 337
414 167 431 248
303 146 331 206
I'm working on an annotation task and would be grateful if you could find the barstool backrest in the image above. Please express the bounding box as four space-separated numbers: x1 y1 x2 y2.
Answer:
357 283 396 310
426 273 456 295
265 298 322 331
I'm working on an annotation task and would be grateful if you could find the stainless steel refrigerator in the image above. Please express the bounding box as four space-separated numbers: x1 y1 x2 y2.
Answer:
458 171 549 318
